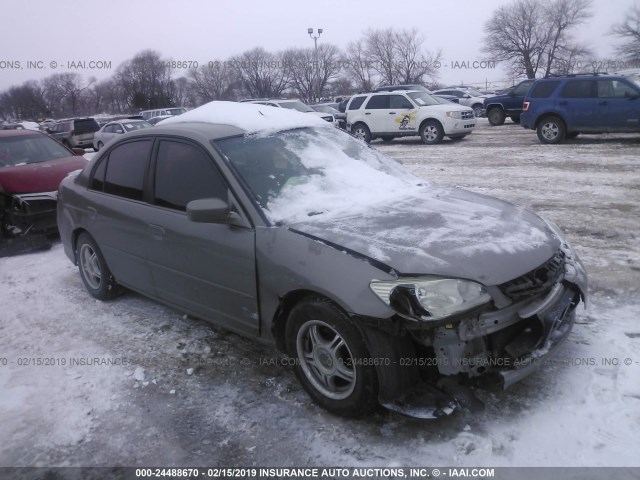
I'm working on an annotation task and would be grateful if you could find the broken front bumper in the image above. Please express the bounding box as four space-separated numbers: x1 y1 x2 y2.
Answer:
1 191 58 236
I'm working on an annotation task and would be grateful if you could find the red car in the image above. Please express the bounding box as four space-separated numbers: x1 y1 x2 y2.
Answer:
0 129 87 244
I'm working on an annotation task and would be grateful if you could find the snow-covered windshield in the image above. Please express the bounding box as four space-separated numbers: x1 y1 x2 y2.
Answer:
278 101 315 113
215 126 425 223
407 92 440 106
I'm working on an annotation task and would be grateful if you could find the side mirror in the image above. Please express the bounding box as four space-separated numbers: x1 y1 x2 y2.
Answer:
72 148 86 156
187 198 229 223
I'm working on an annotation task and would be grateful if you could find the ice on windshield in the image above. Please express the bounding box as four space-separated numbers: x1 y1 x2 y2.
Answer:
216 127 424 222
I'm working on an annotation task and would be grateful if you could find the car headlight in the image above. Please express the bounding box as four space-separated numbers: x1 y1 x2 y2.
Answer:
370 277 491 321
446 111 462 119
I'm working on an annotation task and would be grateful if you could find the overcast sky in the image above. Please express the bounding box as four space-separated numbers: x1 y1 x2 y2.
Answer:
0 0 635 92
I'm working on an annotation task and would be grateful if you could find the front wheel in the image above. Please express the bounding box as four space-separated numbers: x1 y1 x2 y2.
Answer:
419 120 444 145
536 116 566 144
487 108 506 126
351 123 371 143
286 297 379 417
77 232 120 300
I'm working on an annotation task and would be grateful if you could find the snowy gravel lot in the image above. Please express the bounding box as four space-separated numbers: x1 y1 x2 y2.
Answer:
1 120 639 468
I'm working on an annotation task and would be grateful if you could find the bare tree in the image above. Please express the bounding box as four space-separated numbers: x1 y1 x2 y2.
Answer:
611 3 640 63
283 44 342 102
229 48 290 99
483 0 592 79
115 50 175 110
187 62 236 103
343 39 376 92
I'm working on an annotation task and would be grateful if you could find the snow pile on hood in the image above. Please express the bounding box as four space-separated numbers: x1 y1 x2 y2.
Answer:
160 100 326 134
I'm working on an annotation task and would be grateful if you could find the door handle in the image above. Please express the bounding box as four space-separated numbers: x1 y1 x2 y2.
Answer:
148 224 166 238
364 112 371 115
388 112 397 114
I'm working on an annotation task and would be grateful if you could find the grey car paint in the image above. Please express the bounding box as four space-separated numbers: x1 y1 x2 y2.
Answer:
58 120 588 418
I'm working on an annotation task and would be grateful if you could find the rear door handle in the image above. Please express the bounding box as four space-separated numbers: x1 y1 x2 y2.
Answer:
364 112 371 115
148 224 165 239
388 112 397 114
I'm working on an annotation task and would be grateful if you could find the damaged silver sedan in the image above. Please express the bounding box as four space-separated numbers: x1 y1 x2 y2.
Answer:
57 101 587 418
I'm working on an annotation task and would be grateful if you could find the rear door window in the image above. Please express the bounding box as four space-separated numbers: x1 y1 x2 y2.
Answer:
101 140 152 200
365 95 390 109
530 81 561 98
560 80 594 98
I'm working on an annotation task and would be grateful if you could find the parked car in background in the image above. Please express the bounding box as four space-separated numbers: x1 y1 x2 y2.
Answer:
242 98 337 126
93 119 152 151
432 87 489 117
346 90 475 144
147 115 173 125
1 121 41 131
521 73 640 144
484 79 535 126
373 85 460 104
311 103 346 129
57 101 586 419
48 117 100 150
0 129 87 243
139 107 187 121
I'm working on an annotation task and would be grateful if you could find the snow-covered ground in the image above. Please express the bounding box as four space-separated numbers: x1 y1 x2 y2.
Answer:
1 120 639 468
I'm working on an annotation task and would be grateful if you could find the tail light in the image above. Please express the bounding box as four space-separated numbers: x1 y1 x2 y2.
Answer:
523 101 530 112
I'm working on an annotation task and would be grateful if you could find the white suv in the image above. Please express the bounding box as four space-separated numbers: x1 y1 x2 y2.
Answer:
243 99 337 127
346 91 476 144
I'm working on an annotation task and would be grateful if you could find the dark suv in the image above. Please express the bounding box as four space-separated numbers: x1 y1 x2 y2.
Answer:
521 74 640 144
484 79 535 126
48 118 100 150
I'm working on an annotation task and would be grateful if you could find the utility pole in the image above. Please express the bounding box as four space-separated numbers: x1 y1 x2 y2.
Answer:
308 27 323 103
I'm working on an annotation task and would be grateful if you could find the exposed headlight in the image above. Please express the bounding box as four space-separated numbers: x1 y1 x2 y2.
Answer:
446 111 462 119
370 277 491 321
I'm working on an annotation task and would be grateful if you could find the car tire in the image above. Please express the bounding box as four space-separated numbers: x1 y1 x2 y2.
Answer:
487 108 506 126
76 232 120 301
419 120 444 145
472 104 484 117
536 116 566 144
285 297 379 418
351 123 371 143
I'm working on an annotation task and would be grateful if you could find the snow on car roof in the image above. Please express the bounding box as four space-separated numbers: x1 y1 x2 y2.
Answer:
160 100 327 134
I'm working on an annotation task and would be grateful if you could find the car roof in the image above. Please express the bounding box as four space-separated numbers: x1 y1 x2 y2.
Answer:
0 129 42 138
120 121 248 141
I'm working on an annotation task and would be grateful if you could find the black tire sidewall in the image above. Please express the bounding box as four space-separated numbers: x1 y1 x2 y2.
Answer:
537 116 565 144
488 108 505 126
352 123 371 143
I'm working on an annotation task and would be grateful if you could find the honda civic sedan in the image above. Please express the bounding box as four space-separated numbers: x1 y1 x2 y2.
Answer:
57 102 587 418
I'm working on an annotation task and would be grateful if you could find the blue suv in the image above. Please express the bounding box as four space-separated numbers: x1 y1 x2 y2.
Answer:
520 73 640 144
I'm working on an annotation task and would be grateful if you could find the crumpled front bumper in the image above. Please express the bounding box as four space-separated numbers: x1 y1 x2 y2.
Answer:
1 191 58 236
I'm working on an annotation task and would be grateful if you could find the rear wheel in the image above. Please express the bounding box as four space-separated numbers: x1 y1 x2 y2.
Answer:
351 123 371 143
536 116 566 144
472 104 484 117
286 297 379 417
487 108 506 126
77 232 119 300
419 120 444 145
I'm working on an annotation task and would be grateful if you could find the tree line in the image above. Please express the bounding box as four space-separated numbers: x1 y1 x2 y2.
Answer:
1 0 638 121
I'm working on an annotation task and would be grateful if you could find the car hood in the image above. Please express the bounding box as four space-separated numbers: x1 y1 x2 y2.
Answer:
0 156 87 194
286 186 559 286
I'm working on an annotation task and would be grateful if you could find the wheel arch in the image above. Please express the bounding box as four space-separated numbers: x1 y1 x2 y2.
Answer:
418 117 444 132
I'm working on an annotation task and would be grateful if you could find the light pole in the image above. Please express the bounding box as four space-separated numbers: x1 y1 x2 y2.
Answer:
308 27 323 103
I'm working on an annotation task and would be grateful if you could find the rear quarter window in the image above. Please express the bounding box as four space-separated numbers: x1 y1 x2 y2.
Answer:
74 119 100 134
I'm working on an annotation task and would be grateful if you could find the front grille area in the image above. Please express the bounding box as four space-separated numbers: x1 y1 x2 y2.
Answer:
461 111 474 120
498 250 566 300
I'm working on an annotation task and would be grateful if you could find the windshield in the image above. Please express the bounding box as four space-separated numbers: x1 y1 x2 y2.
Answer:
407 92 440 107
0 134 73 167
122 121 153 132
279 101 315 113
214 127 424 223
463 87 484 97
314 105 339 114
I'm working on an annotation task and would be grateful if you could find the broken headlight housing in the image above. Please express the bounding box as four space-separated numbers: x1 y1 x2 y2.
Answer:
370 277 491 321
